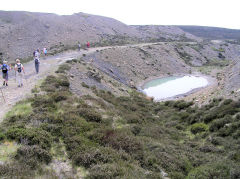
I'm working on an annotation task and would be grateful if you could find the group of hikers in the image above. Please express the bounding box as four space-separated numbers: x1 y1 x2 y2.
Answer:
0 41 91 88
0 48 45 87
0 59 24 87
78 41 90 51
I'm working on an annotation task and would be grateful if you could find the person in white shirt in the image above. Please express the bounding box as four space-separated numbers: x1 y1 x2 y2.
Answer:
14 59 25 87
34 49 40 74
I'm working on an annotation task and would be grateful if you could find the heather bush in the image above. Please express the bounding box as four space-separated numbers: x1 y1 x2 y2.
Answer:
187 161 240 179
209 115 232 132
15 145 52 168
55 64 71 73
6 127 52 150
0 130 5 140
77 108 102 122
191 123 208 134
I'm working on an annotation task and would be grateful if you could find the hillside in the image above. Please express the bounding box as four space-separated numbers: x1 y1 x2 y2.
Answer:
0 47 240 178
0 11 200 62
0 10 240 179
178 26 240 40
132 25 201 42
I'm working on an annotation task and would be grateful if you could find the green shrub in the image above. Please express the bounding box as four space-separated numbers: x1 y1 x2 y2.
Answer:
203 112 218 123
217 124 238 137
87 161 161 179
50 91 71 102
190 123 208 134
72 147 114 168
0 162 33 178
0 132 5 141
209 116 232 132
170 172 185 179
87 163 124 178
6 127 52 150
124 113 143 124
98 129 142 154
31 95 56 112
173 100 193 110
210 137 224 145
55 64 71 73
15 145 52 168
228 151 240 162
223 99 233 105
78 108 102 122
131 125 141 136
41 75 70 92
187 161 239 179
233 130 240 139
81 82 90 88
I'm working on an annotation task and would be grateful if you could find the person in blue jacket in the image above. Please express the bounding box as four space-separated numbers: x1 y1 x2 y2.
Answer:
0 60 11 86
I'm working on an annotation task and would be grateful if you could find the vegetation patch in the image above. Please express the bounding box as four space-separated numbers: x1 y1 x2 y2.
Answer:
204 58 229 67
4 101 32 119
190 123 208 134
0 62 239 178
0 141 19 162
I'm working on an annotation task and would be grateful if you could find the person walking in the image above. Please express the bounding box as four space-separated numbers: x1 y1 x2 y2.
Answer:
87 41 90 48
43 47 47 56
34 49 40 74
14 59 24 87
78 42 81 51
0 60 10 86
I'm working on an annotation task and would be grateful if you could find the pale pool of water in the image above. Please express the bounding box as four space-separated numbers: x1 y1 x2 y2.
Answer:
143 76 208 100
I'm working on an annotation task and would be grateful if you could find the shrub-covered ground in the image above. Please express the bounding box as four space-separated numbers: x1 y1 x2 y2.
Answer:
0 61 239 178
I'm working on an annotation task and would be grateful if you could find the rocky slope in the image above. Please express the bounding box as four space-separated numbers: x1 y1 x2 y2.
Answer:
0 11 200 61
79 42 236 81
132 25 202 42
178 26 240 40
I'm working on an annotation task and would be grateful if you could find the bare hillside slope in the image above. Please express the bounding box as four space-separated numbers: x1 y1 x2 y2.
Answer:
0 11 199 61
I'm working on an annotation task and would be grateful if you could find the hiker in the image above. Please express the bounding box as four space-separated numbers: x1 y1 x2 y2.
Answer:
87 41 90 48
43 47 47 56
0 60 10 86
78 42 81 51
33 49 40 74
14 59 24 87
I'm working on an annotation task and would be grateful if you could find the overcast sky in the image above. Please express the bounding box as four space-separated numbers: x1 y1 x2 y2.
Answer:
1 0 239 29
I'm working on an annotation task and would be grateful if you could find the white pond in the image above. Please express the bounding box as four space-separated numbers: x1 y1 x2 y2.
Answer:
143 76 208 100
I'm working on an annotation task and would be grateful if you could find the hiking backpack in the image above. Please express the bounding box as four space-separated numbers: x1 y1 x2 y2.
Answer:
2 64 8 73
35 58 39 64
17 64 22 73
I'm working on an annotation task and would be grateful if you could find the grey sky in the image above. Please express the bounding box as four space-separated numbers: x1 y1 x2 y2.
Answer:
1 0 239 29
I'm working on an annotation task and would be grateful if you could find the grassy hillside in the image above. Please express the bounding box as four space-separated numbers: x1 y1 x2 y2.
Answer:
0 59 239 178
178 26 240 40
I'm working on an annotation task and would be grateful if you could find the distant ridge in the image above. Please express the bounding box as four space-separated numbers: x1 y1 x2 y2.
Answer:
178 26 240 40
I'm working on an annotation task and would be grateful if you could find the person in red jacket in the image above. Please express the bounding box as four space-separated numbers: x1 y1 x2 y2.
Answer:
87 41 90 48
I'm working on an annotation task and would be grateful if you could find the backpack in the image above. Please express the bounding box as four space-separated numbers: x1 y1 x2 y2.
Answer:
17 64 22 73
35 58 39 64
2 64 8 73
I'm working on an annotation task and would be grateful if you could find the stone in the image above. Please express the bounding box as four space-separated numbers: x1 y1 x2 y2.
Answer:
87 71 101 82
161 170 168 177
